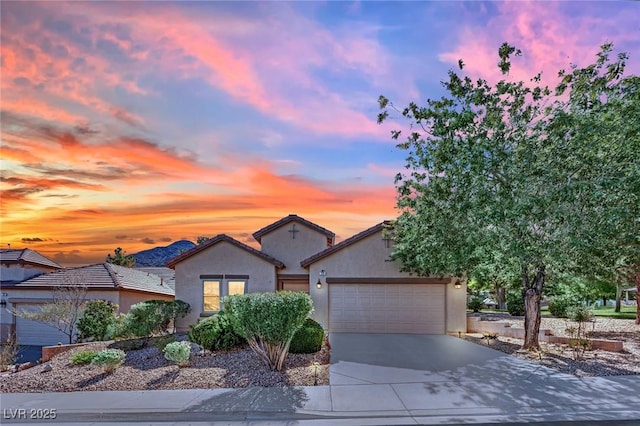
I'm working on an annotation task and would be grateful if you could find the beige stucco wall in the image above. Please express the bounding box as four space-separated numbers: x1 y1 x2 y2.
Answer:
1 264 57 282
259 222 328 275
307 229 467 333
174 241 277 331
118 290 174 313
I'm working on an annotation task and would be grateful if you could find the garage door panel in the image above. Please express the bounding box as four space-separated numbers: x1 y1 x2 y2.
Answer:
330 283 445 334
16 304 71 346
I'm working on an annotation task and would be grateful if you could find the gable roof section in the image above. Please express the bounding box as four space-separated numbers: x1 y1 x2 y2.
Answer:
0 248 62 269
252 214 335 244
9 263 174 296
300 221 392 267
166 234 285 268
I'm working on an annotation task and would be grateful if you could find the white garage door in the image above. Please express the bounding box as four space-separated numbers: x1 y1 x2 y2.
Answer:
16 304 70 346
329 283 446 334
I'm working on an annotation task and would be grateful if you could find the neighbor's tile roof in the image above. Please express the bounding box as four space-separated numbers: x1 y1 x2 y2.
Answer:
0 248 62 269
300 221 392 267
166 234 285 269
252 214 335 243
135 267 176 290
10 263 174 296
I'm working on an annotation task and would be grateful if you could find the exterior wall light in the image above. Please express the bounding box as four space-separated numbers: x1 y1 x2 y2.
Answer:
319 269 326 277
316 279 323 289
454 280 462 289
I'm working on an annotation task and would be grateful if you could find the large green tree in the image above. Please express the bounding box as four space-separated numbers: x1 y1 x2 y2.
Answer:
378 43 639 349
105 247 135 267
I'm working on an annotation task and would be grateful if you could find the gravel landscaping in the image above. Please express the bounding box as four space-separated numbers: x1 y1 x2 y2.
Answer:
0 338 330 393
465 313 640 377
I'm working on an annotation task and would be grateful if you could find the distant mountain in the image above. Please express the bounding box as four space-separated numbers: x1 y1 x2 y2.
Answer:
132 240 195 267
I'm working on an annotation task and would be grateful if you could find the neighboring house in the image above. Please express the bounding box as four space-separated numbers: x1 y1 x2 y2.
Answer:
1 249 63 341
135 267 176 291
168 214 467 335
2 263 175 346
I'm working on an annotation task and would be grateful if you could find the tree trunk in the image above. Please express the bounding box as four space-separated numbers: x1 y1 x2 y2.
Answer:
522 265 545 350
636 270 640 325
615 283 622 313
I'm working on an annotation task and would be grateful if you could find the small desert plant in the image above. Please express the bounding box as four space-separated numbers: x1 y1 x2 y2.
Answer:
91 349 126 373
163 341 191 367
289 318 324 354
565 305 594 360
0 333 18 371
71 350 97 365
188 311 244 351
482 332 499 345
467 296 484 313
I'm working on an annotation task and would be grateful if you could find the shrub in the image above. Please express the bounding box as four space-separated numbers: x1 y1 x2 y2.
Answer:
224 291 313 371
289 318 324 354
549 296 576 318
115 300 191 338
77 300 118 341
189 311 244 351
506 291 525 316
467 296 484 313
0 333 18 371
163 341 191 367
566 305 594 360
91 349 126 373
71 350 97 365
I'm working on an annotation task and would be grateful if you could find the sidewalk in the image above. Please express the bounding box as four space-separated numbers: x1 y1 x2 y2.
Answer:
2 374 640 425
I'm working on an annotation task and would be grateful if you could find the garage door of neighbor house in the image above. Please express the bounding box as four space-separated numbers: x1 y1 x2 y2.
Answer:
15 304 70 346
329 283 446 334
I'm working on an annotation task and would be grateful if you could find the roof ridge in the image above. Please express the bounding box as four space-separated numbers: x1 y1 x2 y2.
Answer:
252 214 335 243
104 263 122 288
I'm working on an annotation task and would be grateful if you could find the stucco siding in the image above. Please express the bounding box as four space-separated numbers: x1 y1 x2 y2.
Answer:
260 223 328 275
174 241 277 331
1 264 56 282
308 229 466 334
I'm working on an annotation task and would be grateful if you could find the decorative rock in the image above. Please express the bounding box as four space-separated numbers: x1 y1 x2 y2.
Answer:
41 363 53 373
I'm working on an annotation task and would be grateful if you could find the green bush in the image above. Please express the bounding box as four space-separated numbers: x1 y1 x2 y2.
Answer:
115 300 191 338
224 291 313 371
71 350 97 365
568 305 593 323
549 296 576 318
163 341 191 366
77 300 118 342
506 291 525 316
91 349 126 373
467 296 484 313
289 318 324 354
189 311 244 351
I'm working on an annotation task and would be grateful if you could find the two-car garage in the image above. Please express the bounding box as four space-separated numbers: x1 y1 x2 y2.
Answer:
328 281 446 334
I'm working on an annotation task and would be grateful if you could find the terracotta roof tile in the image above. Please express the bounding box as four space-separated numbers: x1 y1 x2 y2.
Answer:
0 248 62 269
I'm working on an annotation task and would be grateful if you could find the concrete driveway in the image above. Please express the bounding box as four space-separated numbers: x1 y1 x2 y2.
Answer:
329 333 520 385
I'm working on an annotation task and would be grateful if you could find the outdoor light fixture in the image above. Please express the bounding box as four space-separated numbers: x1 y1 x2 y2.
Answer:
316 279 323 289
319 269 326 277
0 299 6 307
454 280 462 289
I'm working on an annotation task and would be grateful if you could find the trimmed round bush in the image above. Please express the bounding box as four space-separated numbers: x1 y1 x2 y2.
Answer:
289 318 324 354
91 349 126 373
549 296 576 318
506 291 525 316
163 341 191 366
188 311 244 351
71 350 97 365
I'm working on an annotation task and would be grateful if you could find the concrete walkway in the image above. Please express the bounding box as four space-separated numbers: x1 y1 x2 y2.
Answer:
2 334 640 425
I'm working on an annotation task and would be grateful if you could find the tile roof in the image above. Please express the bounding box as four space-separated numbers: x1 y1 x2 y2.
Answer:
11 263 174 296
300 221 392 267
134 267 176 290
0 248 62 269
252 214 335 244
166 234 285 269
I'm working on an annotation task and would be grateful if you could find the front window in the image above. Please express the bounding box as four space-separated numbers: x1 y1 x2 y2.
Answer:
203 280 221 312
203 279 247 312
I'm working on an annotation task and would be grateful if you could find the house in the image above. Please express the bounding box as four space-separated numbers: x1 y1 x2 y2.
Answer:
1 249 63 341
1 262 175 346
167 214 467 335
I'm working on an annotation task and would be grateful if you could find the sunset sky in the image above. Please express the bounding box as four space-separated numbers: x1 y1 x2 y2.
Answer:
1 1 639 266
